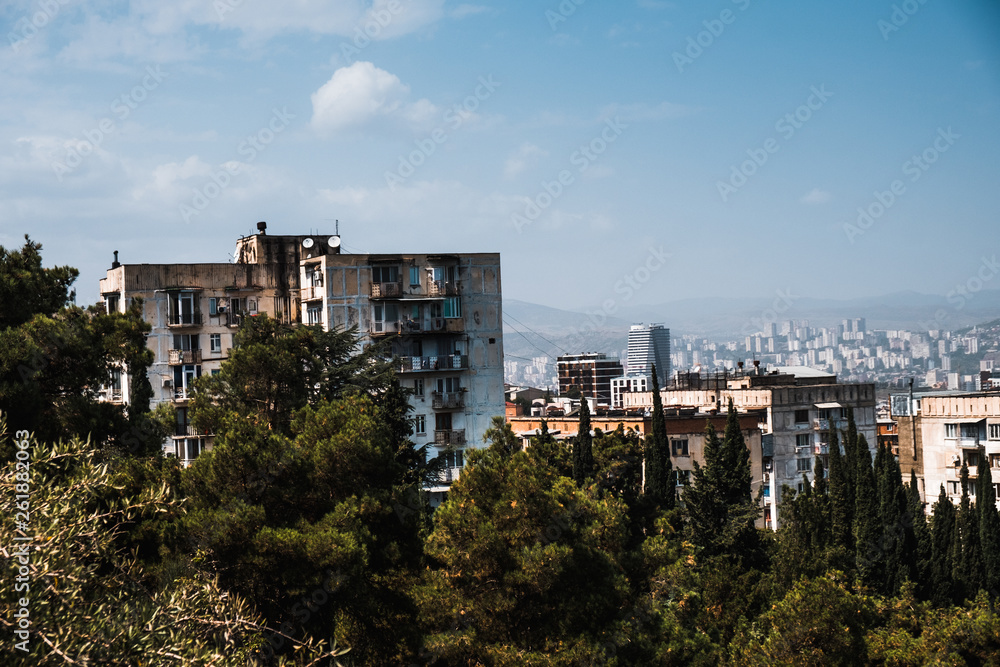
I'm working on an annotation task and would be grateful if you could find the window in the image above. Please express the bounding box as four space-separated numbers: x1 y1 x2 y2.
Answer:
184 438 205 461
796 433 812 449
945 424 958 438
948 481 960 496
794 409 809 424
437 377 461 393
413 378 424 396
797 457 812 472
168 291 198 325
372 266 399 283
175 407 189 436
442 449 464 468
990 424 1000 440
431 266 456 284
675 469 690 486
413 414 426 435
671 439 689 456
435 413 453 431
991 454 1000 469
173 364 201 398
209 333 222 353
106 368 122 399
961 424 979 439
964 451 979 468
409 266 420 286
105 294 120 313
443 296 461 319
173 334 199 351
307 265 323 287
209 297 218 315
372 303 399 332
307 305 322 326
763 485 770 497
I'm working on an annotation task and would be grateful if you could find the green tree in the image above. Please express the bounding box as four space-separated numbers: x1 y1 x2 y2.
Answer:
644 365 674 510
418 442 631 664
975 445 1000 595
853 433 882 589
826 426 854 559
954 458 984 598
929 484 958 605
572 396 594 485
483 414 519 458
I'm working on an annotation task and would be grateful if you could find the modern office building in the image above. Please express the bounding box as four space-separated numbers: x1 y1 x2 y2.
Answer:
98 226 505 498
556 353 623 404
626 323 671 384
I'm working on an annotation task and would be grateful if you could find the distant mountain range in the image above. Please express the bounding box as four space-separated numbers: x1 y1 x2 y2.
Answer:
502 290 1000 361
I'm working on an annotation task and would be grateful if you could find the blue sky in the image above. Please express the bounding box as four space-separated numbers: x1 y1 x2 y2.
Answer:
2 0 998 310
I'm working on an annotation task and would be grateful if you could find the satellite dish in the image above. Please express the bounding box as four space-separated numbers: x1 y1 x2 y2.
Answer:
302 238 315 249
328 236 341 248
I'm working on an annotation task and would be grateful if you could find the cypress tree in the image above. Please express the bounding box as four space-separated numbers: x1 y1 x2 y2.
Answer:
827 427 854 555
572 396 594 485
975 445 1000 595
644 365 674 509
720 399 752 506
930 484 958 605
955 458 984 598
854 433 882 589
906 468 932 600
875 443 910 595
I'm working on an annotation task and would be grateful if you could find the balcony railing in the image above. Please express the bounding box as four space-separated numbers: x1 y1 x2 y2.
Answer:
300 285 324 301
813 418 847 431
431 466 463 484
371 282 403 298
428 280 459 297
167 313 202 327
432 391 465 409
434 429 466 446
397 355 469 373
395 318 465 334
168 349 202 365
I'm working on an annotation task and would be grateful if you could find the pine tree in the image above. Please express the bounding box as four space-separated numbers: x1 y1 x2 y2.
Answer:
644 365 674 510
930 484 958 605
573 396 594 485
975 445 1000 595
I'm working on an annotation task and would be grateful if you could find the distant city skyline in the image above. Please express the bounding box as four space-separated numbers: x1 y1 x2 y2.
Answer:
2 1 998 308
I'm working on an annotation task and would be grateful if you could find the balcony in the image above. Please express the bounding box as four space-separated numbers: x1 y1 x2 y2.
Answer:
435 429 466 446
428 280 459 297
814 444 829 456
432 391 466 409
301 285 325 301
395 318 465 334
397 355 469 373
167 313 202 327
431 466 463 484
168 349 202 365
371 282 403 298
813 418 846 431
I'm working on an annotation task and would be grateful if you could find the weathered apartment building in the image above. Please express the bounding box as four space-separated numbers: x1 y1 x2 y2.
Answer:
622 363 876 529
98 226 505 497
893 390 1000 509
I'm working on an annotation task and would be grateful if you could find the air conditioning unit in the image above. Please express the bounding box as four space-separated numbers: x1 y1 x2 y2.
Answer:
162 378 172 388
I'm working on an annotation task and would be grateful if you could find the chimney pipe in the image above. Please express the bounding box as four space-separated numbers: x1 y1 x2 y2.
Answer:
111 250 120 269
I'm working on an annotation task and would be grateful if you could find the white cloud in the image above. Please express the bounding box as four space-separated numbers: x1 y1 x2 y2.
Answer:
800 188 832 205
503 143 547 179
310 62 439 134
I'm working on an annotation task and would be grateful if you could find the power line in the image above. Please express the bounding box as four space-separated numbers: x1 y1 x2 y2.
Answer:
503 313 569 355
502 316 559 359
